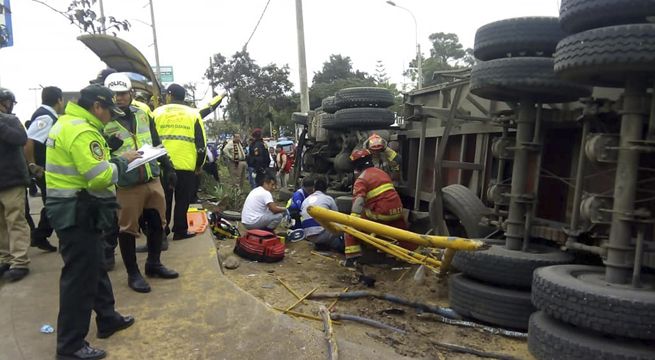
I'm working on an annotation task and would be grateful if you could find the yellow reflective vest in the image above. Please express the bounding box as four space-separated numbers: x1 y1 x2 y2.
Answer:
45 102 126 230
154 103 206 171
104 106 160 187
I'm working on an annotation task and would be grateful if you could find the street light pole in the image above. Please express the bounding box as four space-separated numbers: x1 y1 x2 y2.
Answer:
295 0 310 113
98 0 106 34
386 1 422 89
148 0 161 82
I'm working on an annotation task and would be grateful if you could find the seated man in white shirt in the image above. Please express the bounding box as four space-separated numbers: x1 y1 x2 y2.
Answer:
300 176 344 252
242 170 287 231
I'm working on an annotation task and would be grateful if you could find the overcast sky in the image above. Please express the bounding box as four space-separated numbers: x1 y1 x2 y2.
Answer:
0 0 559 121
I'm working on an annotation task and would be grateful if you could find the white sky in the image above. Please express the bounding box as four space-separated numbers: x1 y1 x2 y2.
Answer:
0 0 559 121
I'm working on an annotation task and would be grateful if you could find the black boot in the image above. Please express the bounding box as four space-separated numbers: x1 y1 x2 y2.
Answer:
144 212 178 279
118 233 151 293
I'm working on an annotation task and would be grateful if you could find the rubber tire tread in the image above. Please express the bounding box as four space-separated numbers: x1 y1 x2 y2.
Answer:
559 0 655 34
470 57 591 103
554 24 655 88
334 87 395 110
438 184 493 238
452 244 573 288
322 96 338 114
325 108 395 130
474 17 565 61
292 112 308 125
532 265 655 340
219 210 242 222
528 311 655 360
449 274 534 330
335 196 353 214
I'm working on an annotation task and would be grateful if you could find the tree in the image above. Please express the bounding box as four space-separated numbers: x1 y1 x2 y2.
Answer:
183 82 198 106
374 60 390 86
205 50 296 132
309 54 377 108
404 32 474 87
32 0 130 35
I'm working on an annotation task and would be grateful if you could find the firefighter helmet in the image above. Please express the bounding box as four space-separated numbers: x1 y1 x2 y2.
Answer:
365 133 387 152
350 148 373 170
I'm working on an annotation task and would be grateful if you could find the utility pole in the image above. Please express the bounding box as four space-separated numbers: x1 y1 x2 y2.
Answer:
209 56 218 121
294 0 310 113
148 0 161 82
386 1 422 89
98 0 106 34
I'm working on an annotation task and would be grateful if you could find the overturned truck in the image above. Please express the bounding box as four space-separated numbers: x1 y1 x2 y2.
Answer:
297 2 655 358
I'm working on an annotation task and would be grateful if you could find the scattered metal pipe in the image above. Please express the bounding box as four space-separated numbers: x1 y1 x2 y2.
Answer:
330 313 406 334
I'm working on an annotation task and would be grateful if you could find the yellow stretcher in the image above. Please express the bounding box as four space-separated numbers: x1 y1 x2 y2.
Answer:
307 206 486 273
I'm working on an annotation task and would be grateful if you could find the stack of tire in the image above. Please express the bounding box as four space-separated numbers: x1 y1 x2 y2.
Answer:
528 1 655 358
448 17 586 331
321 87 395 131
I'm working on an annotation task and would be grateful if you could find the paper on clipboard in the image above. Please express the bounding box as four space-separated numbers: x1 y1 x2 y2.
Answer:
127 144 168 172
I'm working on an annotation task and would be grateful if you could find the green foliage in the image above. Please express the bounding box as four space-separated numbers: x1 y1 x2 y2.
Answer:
374 60 390 86
309 54 378 109
32 0 130 35
199 171 247 211
404 32 475 87
205 51 297 131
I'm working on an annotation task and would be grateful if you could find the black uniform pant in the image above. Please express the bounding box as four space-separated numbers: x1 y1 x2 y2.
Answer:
56 226 120 354
31 177 54 241
164 170 195 235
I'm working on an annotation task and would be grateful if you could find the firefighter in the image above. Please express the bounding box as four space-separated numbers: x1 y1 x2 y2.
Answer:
154 84 207 240
344 149 414 267
364 133 400 181
45 84 139 359
104 73 178 293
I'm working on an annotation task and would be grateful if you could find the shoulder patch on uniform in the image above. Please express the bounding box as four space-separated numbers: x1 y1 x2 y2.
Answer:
90 141 105 160
37 120 48 129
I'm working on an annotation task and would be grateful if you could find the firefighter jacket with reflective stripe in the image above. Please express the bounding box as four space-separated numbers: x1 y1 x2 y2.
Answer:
45 101 128 231
154 103 207 171
104 106 160 187
351 167 403 221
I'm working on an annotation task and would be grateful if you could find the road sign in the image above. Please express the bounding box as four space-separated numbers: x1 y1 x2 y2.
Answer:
0 0 13 48
153 66 174 83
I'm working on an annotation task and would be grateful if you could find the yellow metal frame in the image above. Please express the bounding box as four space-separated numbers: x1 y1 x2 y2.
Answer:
307 206 485 272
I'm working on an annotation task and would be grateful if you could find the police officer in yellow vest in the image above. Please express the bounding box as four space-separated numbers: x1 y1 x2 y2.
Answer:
154 84 207 240
104 73 179 293
46 85 140 360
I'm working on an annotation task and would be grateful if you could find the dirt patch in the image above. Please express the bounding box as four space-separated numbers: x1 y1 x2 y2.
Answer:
213 235 532 360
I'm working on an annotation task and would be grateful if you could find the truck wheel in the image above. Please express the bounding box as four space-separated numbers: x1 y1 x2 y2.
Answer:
554 24 655 88
219 210 242 222
559 0 655 34
278 188 293 203
322 96 338 114
324 108 395 130
292 112 307 125
474 17 565 61
532 265 655 340
449 274 534 330
334 87 395 110
452 244 573 288
436 184 493 238
528 311 655 360
470 57 591 103
335 196 353 214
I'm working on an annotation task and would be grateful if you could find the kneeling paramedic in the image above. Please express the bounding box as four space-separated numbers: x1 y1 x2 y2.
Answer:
46 84 139 360
344 149 416 267
104 73 179 293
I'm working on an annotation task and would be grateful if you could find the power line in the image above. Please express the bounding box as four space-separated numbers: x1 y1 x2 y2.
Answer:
242 0 272 51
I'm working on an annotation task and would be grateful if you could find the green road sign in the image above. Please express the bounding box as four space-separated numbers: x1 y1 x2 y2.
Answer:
154 66 174 83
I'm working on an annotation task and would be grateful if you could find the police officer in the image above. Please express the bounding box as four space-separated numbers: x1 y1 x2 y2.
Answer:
104 73 178 293
154 84 207 240
46 85 139 360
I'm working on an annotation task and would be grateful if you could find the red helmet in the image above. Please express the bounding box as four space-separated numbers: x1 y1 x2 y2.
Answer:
365 133 387 152
350 149 372 161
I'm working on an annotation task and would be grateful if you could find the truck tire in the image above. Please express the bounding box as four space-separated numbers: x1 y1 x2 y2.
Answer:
532 265 655 340
278 188 293 203
474 17 565 61
334 87 395 109
449 274 534 330
335 196 353 214
219 210 242 222
452 244 574 288
436 184 493 238
528 311 655 360
470 57 591 103
322 96 338 114
324 108 395 130
554 24 655 88
292 112 307 125
559 0 655 34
